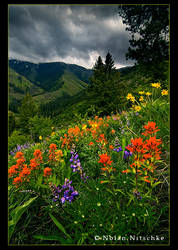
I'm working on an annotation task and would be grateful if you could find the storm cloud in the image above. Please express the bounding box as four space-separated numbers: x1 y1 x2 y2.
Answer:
9 5 134 68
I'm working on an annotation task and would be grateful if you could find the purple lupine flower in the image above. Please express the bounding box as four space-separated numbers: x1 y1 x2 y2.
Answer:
69 144 88 182
17 145 22 151
133 190 142 199
50 179 78 205
61 197 65 204
123 150 132 159
116 146 123 152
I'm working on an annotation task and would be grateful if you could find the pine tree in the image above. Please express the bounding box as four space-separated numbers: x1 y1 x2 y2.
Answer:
18 93 38 134
104 52 116 76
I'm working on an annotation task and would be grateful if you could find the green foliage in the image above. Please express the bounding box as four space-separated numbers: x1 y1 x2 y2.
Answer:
8 130 32 151
118 5 169 64
18 94 38 134
8 195 37 243
29 115 53 141
8 111 16 136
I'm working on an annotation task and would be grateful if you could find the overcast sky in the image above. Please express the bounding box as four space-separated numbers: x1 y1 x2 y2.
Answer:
9 4 135 69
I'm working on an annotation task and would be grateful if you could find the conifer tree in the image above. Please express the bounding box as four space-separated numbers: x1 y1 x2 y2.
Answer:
18 93 38 134
104 52 116 77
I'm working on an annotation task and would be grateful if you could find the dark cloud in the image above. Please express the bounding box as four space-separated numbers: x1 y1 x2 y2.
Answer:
9 5 134 68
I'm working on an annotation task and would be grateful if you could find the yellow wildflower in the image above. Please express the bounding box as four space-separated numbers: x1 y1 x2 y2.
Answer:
51 132 55 136
55 150 63 161
134 105 141 112
130 96 135 103
161 89 168 96
146 92 151 96
139 91 145 95
39 136 42 140
151 82 161 88
126 93 133 100
139 96 144 102
82 124 87 130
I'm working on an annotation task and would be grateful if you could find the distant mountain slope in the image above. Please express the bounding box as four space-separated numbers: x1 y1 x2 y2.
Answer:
8 59 90 112
9 59 92 92
32 71 88 105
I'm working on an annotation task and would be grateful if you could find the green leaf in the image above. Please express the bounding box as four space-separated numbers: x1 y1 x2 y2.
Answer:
122 137 126 157
151 181 162 188
33 234 63 242
9 196 37 243
115 189 126 196
49 213 71 239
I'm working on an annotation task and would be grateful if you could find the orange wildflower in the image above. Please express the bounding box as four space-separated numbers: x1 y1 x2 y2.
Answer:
89 142 94 146
98 154 112 167
122 169 129 173
16 158 25 166
33 149 42 158
109 145 114 150
29 158 39 169
142 121 160 136
8 165 19 177
15 151 24 159
43 167 52 177
13 176 22 185
111 129 115 134
19 165 31 178
49 144 57 150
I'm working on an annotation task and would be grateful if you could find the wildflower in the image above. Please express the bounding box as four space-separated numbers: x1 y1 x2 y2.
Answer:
39 136 42 140
144 176 151 183
151 82 161 88
126 93 133 100
161 89 168 96
88 142 94 146
51 132 55 136
19 165 31 178
114 146 123 152
123 150 132 160
134 105 141 112
49 144 57 150
139 96 144 102
111 129 115 134
55 150 63 161
139 91 145 95
82 124 87 130
133 190 142 199
126 137 145 154
15 151 24 159
145 92 151 96
43 167 52 177
8 165 19 177
13 176 22 185
98 154 112 167
142 121 160 136
16 158 25 166
29 158 38 169
33 149 42 158
130 96 135 103
51 179 79 204
122 169 129 173
109 145 114 150
70 145 88 182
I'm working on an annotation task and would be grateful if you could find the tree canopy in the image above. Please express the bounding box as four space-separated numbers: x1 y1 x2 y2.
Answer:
118 5 169 65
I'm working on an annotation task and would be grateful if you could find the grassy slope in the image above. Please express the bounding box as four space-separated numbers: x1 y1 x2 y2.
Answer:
32 71 88 105
9 68 44 100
